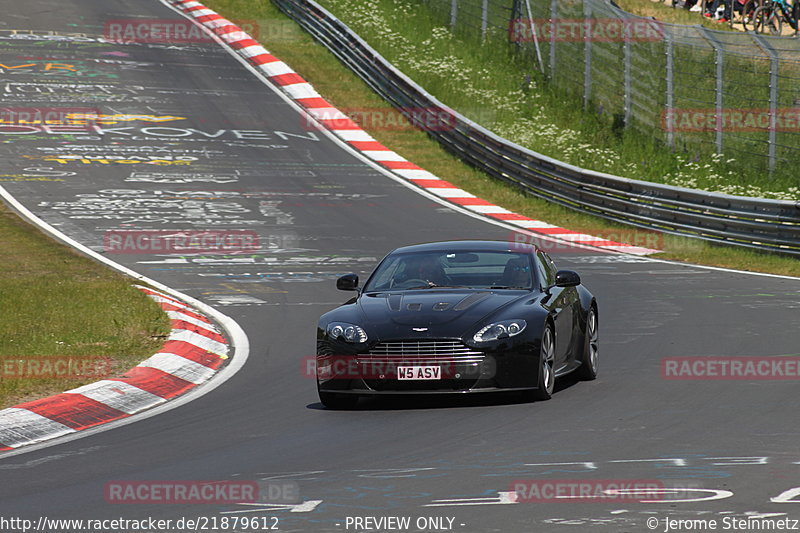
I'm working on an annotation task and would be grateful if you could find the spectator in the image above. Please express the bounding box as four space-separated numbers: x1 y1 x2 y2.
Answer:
684 0 701 11
704 0 732 22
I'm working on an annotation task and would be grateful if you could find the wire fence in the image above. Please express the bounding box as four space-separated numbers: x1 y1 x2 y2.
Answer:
417 0 800 181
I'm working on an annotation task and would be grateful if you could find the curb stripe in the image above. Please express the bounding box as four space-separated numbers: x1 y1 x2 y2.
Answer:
168 330 227 356
158 340 225 369
17 395 128 431
66 380 166 415
0 409 75 448
508 219 559 229
428 188 475 198
488 213 533 221
146 294 191 310
333 129 374 142
138 353 217 385
319 118 360 130
250 54 279 66
410 179 458 189
170 322 226 343
167 309 213 327
283 84 321 100
114 367 196 399
466 205 513 214
450 198 494 206
271 73 306 86
363 150 406 162
297 97 332 108
305 107 348 121
380 161 422 170
348 141 388 151
137 286 187 306
154 301 207 320
230 40 262 51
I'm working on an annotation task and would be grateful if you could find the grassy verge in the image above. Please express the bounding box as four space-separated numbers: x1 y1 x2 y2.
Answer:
0 203 171 408
204 0 799 276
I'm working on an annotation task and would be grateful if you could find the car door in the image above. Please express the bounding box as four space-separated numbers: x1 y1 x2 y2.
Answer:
537 251 574 370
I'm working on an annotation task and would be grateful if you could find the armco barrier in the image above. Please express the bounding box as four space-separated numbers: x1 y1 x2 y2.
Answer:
272 0 800 255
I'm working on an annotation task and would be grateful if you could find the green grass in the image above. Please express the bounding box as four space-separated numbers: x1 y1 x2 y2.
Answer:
0 203 170 407
202 0 799 277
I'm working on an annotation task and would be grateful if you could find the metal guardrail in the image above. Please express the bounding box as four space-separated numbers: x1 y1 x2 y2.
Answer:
273 0 800 255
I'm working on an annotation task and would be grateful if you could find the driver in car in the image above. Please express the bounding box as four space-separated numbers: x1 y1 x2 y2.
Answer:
398 255 448 286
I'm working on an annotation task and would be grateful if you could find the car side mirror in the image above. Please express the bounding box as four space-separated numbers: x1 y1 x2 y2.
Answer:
336 273 359 291
554 270 581 288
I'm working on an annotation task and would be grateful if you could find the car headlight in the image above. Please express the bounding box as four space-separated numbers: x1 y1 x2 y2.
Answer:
473 320 527 343
327 322 368 343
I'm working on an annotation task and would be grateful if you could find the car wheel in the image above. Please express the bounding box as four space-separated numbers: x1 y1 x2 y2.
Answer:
318 390 359 409
575 305 598 381
528 323 555 401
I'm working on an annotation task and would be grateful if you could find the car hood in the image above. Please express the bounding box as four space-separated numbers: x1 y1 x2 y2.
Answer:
357 290 529 339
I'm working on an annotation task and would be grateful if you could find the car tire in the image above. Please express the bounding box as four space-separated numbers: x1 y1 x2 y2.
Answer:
575 305 598 381
318 390 359 409
528 323 555 401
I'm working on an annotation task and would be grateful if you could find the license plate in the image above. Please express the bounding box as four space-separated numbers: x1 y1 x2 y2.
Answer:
397 366 441 380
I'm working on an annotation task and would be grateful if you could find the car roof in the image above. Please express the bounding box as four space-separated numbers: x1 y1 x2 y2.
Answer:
389 240 540 254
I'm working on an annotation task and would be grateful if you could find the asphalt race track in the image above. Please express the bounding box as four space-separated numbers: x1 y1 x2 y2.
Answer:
1 1 799 532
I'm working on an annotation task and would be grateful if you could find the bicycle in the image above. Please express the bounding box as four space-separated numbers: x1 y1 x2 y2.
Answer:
752 0 799 35
738 0 765 30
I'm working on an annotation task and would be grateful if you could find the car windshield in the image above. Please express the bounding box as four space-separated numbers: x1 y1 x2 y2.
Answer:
363 250 535 291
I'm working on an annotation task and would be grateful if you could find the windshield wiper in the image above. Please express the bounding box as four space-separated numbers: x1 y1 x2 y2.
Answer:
406 282 467 289
489 285 530 290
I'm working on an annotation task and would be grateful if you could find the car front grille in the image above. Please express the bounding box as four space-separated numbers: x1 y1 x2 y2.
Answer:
359 340 484 365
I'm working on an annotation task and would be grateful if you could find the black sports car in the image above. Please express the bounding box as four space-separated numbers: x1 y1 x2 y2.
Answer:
315 241 598 408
